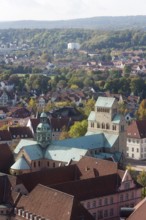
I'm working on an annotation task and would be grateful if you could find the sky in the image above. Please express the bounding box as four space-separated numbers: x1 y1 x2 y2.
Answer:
0 0 146 21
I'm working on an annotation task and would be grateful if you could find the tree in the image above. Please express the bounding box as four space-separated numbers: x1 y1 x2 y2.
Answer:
137 170 146 197
84 99 95 117
130 77 145 95
69 120 88 138
137 99 146 120
28 98 37 112
59 126 70 140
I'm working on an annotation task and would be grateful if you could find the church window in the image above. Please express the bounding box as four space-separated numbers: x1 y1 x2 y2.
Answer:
102 123 105 129
112 125 116 130
97 123 100 128
47 161 49 167
91 122 94 128
38 161 40 166
34 162 36 168
53 162 55 168
106 123 110 129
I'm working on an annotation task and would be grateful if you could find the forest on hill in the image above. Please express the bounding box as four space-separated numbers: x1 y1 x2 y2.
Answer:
1 16 146 30
1 28 146 52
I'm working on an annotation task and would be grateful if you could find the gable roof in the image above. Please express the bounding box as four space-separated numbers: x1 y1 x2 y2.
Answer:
127 198 146 220
16 184 94 220
127 120 146 139
0 130 12 141
0 143 14 173
51 173 121 201
0 174 19 205
9 127 33 139
17 165 76 192
76 156 118 179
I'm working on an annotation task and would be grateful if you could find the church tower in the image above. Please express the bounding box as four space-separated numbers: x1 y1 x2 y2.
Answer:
36 112 52 148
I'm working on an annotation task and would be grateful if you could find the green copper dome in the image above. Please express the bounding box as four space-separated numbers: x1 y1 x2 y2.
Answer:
36 112 52 148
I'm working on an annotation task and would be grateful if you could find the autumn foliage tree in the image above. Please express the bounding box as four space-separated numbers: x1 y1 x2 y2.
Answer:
137 170 146 197
69 120 88 138
137 99 146 120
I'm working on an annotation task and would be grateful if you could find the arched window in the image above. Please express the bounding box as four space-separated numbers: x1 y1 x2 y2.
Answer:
97 122 100 128
106 123 110 129
112 125 116 130
102 123 105 129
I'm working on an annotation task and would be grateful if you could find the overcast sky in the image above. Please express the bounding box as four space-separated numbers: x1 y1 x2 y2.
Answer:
0 0 146 21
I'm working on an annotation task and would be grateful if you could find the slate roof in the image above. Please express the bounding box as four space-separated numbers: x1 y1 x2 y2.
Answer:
16 184 94 220
95 96 115 108
127 120 146 139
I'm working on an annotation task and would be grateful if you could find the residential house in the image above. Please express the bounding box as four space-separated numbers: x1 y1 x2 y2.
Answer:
14 184 94 220
14 157 142 220
8 127 33 147
120 197 146 220
127 120 146 159
0 130 12 147
27 116 72 140
0 143 14 173
0 91 9 106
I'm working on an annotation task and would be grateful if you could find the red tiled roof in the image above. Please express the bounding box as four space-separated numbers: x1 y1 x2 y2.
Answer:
127 120 146 138
9 127 33 139
29 117 72 133
16 184 94 220
17 165 76 192
0 143 14 173
0 174 19 205
127 198 146 220
76 156 118 179
0 130 12 141
51 173 121 201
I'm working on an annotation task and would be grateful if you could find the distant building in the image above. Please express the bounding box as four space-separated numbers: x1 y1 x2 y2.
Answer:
67 42 80 50
127 120 146 159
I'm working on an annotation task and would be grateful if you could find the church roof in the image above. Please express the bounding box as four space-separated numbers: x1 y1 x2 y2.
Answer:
88 111 95 121
112 114 122 124
85 132 118 148
11 157 30 170
14 139 37 154
45 146 88 163
95 96 115 108
24 145 43 160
